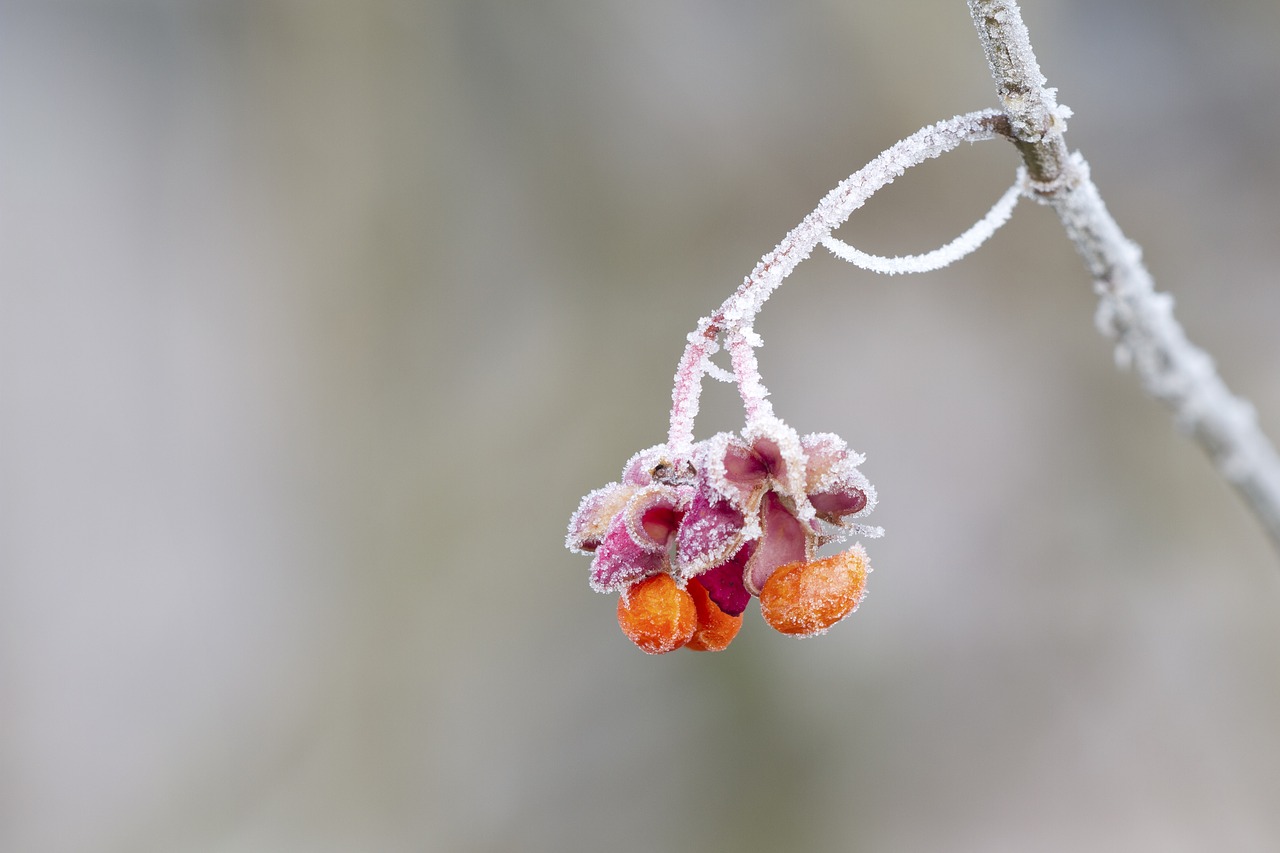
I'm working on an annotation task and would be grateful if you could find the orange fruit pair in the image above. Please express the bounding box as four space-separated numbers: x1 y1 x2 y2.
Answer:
616 545 868 652
617 574 742 654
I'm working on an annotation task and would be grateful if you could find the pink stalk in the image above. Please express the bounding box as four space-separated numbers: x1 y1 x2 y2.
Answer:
727 330 774 427
667 328 716 458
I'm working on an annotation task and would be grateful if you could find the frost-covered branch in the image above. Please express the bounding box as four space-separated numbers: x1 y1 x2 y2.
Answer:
822 174 1022 275
968 0 1280 550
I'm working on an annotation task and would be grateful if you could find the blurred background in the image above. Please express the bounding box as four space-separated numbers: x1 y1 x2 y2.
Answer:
3 1 1280 851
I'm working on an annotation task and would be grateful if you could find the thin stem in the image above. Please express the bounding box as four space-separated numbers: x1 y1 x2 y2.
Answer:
667 109 1012 457
967 0 1280 550
667 328 716 458
822 173 1023 275
967 0 1069 187
727 330 775 426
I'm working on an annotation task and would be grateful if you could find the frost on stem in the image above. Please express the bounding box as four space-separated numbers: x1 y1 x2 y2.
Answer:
823 172 1023 275
664 109 1014 457
967 0 1070 185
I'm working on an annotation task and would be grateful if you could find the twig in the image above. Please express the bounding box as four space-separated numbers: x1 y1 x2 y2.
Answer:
666 110 1012 457
968 0 1280 551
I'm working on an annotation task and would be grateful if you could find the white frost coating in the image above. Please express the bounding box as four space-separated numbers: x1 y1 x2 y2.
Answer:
702 357 736 384
719 109 1006 338
728 328 774 423
696 335 736 384
668 330 714 459
821 175 1022 275
667 109 1010 449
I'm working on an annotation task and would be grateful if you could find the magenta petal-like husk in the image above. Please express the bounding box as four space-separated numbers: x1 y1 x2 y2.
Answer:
750 437 785 480
722 438 769 486
677 486 746 575
590 515 663 593
809 487 867 521
745 492 810 594
693 546 752 616
566 482 635 554
623 485 683 552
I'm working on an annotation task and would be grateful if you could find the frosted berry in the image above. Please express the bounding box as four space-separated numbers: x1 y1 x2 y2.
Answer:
617 574 697 654
759 545 869 637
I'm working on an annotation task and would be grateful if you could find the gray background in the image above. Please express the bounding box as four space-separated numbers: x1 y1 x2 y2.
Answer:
4 1 1280 851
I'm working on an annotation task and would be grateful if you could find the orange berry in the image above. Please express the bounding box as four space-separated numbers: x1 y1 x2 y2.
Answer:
759 545 869 637
684 578 744 652
617 574 697 654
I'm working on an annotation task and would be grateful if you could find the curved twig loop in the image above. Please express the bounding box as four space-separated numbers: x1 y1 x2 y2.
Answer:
821 170 1023 275
667 109 1015 456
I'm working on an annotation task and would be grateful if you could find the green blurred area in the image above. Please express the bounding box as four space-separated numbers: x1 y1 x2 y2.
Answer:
4 2 1280 851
